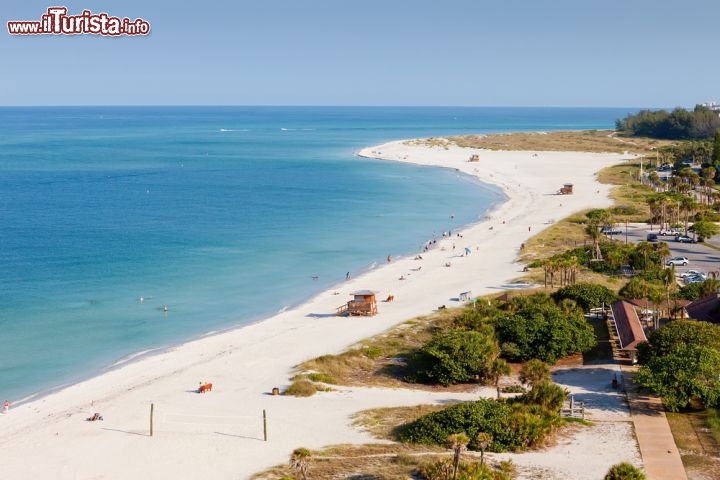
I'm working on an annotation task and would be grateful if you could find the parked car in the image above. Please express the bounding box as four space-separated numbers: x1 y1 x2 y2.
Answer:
675 235 695 243
659 228 681 236
679 270 705 279
666 256 689 266
684 275 706 284
601 226 622 235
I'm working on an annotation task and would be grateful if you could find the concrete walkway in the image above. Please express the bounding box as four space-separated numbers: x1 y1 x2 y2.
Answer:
620 366 687 480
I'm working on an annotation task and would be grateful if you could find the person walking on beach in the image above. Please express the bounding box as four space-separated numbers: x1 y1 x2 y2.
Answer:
346 272 350 280
3 400 9 414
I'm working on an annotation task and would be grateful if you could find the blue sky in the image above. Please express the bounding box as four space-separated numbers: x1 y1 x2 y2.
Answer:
1 0 718 107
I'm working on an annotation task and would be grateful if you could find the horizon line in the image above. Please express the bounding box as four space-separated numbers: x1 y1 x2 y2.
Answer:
0 104 669 109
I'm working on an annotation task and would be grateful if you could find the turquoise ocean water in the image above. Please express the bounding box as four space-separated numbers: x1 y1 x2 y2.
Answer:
0 107 632 402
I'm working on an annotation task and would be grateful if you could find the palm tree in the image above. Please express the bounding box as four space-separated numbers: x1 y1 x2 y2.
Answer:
634 241 655 271
447 433 469 480
653 241 671 269
475 432 493 468
542 259 558 288
649 289 664 330
290 447 312 480
680 196 698 235
660 266 676 309
488 358 511 399
585 222 603 260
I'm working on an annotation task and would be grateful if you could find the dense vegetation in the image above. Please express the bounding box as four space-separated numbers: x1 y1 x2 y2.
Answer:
398 382 567 452
415 327 499 386
636 321 720 411
411 293 595 386
616 106 720 140
551 283 618 311
493 294 595 363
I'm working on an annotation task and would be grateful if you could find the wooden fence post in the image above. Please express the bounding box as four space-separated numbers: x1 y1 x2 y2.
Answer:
263 409 267 442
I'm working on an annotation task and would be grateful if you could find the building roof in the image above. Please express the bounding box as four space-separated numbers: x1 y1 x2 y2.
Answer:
626 298 691 311
610 300 648 351
686 294 720 323
351 290 376 296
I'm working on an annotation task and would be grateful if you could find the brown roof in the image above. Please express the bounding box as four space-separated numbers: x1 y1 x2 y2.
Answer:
686 294 720 323
611 301 648 351
626 298 691 311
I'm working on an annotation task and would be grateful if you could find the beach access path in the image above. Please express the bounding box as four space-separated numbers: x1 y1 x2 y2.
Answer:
621 367 688 480
0 140 630 479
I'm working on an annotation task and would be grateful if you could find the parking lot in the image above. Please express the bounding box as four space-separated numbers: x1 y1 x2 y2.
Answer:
610 223 720 278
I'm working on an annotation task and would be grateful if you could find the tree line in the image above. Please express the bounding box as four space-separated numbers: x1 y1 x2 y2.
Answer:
616 105 720 140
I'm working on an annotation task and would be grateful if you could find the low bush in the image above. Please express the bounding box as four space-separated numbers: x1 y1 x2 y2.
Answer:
604 462 646 479
397 388 564 453
283 380 321 397
418 459 513 480
501 384 526 394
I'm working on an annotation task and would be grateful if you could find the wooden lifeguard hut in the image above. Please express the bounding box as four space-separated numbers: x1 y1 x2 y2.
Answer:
336 290 378 317
468 154 480 162
559 183 574 195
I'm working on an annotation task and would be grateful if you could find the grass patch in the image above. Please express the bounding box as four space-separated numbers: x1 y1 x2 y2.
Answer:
666 410 720 479
282 379 324 397
449 130 676 154
520 217 588 262
291 372 337 384
250 444 450 480
562 417 593 427
597 160 654 223
707 408 720 444
295 309 459 389
353 405 448 440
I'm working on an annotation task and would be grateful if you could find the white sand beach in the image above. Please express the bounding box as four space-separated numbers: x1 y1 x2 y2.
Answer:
0 140 639 479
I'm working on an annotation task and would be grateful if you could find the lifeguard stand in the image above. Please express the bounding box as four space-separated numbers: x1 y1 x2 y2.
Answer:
560 183 574 195
336 290 378 316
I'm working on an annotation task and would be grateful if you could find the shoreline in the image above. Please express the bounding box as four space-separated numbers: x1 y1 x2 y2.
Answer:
9 152 508 409
0 138 631 479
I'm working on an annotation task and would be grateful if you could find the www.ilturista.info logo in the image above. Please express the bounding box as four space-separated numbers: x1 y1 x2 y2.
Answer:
8 7 150 36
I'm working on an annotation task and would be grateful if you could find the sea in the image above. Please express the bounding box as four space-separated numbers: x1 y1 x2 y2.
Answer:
0 106 634 403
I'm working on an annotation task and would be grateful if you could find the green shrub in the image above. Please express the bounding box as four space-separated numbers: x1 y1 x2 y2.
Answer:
398 399 512 450
517 381 567 412
552 283 618 311
494 293 595 363
398 397 559 453
415 327 499 386
364 345 383 359
604 462 646 479
519 359 550 387
283 380 320 397
418 460 513 480
501 384 526 394
676 279 720 301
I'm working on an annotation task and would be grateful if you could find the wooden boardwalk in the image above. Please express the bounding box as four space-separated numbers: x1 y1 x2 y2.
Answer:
621 367 688 480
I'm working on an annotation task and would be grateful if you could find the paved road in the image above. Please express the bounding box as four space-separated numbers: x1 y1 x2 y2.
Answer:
606 223 720 277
